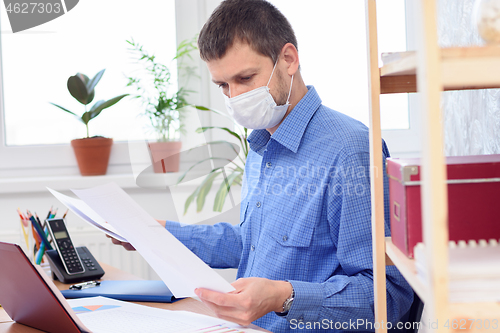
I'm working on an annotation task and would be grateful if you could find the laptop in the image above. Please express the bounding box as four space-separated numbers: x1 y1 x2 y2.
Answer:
0 241 89 333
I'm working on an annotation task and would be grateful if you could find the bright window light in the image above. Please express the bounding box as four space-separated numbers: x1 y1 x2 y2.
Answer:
0 0 177 146
270 0 408 130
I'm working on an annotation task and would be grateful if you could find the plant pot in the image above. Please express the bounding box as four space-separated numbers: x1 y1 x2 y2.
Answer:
71 137 113 176
148 141 182 173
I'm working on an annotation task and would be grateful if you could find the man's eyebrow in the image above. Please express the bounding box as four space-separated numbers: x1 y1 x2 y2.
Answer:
211 68 260 84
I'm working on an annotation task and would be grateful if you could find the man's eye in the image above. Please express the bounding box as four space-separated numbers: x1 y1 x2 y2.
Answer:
218 83 228 88
241 76 252 81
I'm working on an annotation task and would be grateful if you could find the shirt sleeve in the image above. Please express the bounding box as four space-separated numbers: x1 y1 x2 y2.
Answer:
284 148 413 328
164 220 243 269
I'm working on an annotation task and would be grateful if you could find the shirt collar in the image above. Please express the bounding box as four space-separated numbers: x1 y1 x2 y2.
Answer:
247 85 322 154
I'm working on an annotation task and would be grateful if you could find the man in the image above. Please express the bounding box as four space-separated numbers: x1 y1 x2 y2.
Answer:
113 0 413 331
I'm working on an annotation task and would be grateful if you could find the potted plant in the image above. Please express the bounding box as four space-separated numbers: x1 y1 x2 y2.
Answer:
50 69 128 176
126 37 197 173
179 106 248 214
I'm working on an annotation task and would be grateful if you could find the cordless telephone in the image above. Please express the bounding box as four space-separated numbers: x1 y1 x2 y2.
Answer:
46 218 85 275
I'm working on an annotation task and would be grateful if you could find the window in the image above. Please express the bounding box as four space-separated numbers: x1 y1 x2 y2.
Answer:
266 0 420 157
0 0 188 177
1 0 420 179
0 0 177 146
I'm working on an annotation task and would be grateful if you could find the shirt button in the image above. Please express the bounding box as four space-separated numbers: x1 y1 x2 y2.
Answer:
251 245 255 251
266 162 272 168
256 201 261 208
283 235 288 241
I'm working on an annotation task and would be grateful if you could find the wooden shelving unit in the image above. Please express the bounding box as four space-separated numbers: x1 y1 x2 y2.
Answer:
384 238 427 304
380 47 500 94
366 1 500 332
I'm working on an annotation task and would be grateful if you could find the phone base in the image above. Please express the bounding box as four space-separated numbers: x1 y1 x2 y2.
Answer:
45 246 105 284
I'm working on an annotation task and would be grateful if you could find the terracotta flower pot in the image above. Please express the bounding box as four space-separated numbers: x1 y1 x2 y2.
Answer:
148 141 182 173
71 137 113 176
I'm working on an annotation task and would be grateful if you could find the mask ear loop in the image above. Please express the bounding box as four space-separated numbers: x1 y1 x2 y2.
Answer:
267 57 279 87
267 56 294 104
286 75 294 104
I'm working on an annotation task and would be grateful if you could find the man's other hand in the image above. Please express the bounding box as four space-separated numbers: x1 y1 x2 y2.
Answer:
195 277 293 326
106 219 166 251
106 234 136 251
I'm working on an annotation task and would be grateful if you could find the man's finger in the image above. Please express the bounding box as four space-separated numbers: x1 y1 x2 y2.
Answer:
110 238 121 245
123 243 135 251
195 288 239 308
196 296 248 324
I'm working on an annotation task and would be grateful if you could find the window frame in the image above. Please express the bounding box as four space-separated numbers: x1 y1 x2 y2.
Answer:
202 0 422 158
380 0 421 158
0 0 420 179
0 0 215 178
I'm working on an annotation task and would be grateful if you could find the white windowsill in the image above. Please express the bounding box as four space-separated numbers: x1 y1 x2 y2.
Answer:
0 171 207 194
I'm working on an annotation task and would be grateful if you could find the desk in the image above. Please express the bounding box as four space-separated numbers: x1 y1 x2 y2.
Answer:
0 263 269 333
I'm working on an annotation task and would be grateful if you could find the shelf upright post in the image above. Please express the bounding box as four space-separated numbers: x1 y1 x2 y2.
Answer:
365 1 388 331
414 0 450 331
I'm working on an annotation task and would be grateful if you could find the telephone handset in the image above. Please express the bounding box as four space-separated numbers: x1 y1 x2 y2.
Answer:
46 218 85 275
45 218 104 284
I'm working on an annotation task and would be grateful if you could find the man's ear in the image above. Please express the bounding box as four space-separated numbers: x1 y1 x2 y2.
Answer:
280 43 299 76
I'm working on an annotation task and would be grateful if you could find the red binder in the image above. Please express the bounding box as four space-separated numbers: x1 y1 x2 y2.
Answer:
387 154 500 258
0 242 86 333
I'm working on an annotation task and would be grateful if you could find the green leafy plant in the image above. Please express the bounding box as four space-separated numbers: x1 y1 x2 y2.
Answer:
179 106 249 214
126 37 198 142
50 69 128 138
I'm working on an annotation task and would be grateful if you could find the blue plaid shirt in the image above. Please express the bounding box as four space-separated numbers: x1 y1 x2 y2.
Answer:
166 86 413 332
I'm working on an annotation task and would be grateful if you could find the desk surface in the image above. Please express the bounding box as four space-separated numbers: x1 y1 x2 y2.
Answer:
0 263 269 333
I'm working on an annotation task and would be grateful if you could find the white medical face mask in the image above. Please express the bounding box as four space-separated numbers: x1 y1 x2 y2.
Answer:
222 60 294 130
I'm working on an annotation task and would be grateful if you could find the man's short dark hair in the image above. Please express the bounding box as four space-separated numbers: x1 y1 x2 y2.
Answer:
198 0 298 63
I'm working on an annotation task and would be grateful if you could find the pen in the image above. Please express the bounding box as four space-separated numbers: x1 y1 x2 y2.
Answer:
46 206 53 220
49 208 58 219
17 208 28 227
69 280 101 290
63 209 69 219
28 210 41 244
28 211 53 251
35 227 50 265
31 222 40 251
35 213 43 229
19 218 29 250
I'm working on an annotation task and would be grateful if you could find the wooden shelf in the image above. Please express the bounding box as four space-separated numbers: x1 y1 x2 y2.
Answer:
367 2 500 331
385 237 428 304
449 302 500 332
386 237 500 330
380 46 500 94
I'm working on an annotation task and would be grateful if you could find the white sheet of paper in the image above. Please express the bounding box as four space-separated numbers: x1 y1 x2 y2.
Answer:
47 187 127 242
68 296 263 333
71 182 235 297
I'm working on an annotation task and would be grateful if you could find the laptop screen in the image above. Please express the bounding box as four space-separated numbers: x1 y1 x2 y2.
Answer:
0 242 82 333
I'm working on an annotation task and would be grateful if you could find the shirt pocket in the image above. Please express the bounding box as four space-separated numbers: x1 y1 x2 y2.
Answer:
267 216 315 248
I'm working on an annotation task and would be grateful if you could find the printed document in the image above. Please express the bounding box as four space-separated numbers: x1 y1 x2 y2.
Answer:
47 187 126 242
67 182 235 297
68 296 264 333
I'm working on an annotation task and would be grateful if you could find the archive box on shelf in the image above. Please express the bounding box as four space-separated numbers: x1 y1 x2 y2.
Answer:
387 154 500 258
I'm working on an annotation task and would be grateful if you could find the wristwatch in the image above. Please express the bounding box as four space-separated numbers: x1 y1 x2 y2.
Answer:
276 287 295 316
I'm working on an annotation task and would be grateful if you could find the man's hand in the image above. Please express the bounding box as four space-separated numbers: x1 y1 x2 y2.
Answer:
106 219 167 251
195 277 293 326
106 234 136 251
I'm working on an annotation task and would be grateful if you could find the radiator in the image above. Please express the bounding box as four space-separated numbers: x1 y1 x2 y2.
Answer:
3 228 236 282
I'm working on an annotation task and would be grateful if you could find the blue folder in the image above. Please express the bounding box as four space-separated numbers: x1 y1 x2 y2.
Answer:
61 280 178 303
